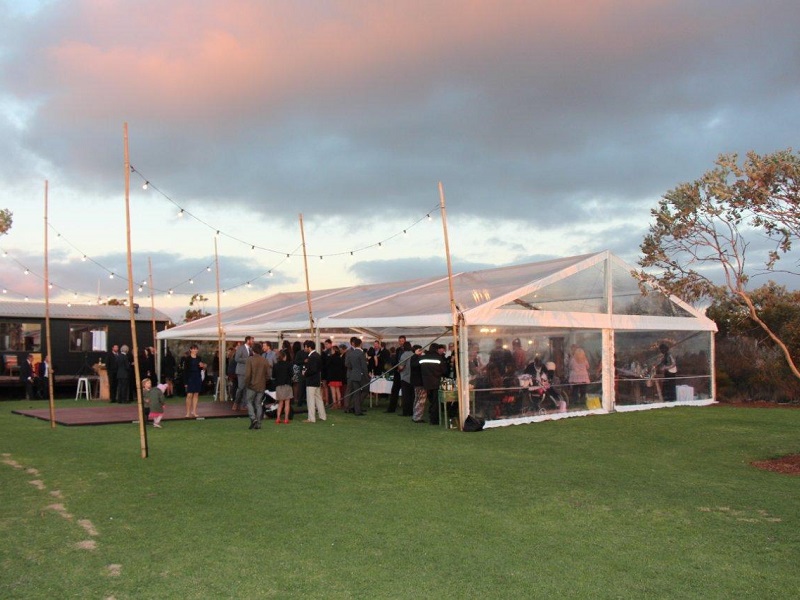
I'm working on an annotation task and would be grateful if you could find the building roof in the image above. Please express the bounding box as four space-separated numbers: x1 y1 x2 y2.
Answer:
159 251 716 341
0 301 172 323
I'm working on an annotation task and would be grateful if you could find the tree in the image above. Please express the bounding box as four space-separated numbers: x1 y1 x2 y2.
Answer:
0 209 12 235
184 293 210 323
638 150 800 381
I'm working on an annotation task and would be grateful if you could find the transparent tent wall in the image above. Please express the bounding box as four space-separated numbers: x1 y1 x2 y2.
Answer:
467 326 604 422
613 330 712 406
465 326 713 421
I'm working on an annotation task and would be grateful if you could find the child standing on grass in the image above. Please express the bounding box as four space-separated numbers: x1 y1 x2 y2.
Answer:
142 378 166 428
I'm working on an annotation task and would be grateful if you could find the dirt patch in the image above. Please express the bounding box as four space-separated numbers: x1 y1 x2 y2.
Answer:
752 454 800 475
107 564 122 577
29 479 46 490
78 519 99 536
75 540 98 550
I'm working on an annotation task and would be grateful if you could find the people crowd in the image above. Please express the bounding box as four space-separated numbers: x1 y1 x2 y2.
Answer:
93 332 684 429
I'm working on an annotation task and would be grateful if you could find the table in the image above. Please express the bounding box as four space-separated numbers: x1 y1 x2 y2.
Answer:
438 389 458 429
368 377 396 407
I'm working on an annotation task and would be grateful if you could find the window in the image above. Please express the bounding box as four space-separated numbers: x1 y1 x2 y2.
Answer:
0 322 42 352
69 324 108 352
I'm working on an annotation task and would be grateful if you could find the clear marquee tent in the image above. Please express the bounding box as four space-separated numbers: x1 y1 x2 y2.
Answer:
159 251 716 427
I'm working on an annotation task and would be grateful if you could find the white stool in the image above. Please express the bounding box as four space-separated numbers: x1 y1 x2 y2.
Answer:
76 377 92 401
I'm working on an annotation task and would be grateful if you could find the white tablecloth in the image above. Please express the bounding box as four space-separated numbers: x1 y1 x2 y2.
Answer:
369 378 394 395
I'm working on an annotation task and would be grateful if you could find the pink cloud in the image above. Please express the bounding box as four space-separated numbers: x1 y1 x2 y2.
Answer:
21 0 683 123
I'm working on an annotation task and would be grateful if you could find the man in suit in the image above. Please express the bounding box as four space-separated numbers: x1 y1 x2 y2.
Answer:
244 342 271 429
344 337 369 416
387 335 406 413
233 336 253 411
36 355 53 399
107 344 119 402
116 345 131 403
302 340 326 423
20 354 35 400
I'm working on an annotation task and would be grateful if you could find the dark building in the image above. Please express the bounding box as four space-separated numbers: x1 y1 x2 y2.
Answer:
0 301 172 390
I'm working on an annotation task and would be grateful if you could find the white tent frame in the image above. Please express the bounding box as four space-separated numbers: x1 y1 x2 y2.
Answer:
159 251 717 425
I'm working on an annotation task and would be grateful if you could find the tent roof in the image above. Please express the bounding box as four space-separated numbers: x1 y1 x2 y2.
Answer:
158 251 716 341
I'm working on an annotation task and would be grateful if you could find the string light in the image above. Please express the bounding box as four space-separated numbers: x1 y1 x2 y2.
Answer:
142 181 149 190
178 209 184 218
189 278 194 285
23 269 29 275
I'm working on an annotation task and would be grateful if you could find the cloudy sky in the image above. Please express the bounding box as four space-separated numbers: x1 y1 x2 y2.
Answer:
1 0 798 321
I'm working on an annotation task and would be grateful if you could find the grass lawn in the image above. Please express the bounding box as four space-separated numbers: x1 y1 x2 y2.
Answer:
1 397 799 599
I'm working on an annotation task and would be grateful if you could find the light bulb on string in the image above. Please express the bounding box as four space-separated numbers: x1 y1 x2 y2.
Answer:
403 229 408 235
268 270 273 277
24 269 29 275
109 273 114 279
24 296 28 301
246 282 251 288
178 209 184 218
168 289 173 295
2 251 7 257
206 266 211 272
251 245 255 252
427 213 432 221
81 255 87 262
2 289 6 294
138 286 143 292
189 279 193 285
285 253 291 261
142 181 149 190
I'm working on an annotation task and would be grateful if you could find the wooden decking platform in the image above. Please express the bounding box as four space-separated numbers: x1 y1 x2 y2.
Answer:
12 401 248 426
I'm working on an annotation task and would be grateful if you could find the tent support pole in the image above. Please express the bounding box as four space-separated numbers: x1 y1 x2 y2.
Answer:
123 122 148 459
44 180 56 428
299 213 315 335
214 237 225 402
438 182 464 428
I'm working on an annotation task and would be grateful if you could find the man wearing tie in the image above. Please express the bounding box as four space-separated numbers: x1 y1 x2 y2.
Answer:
36 355 53 399
233 336 254 411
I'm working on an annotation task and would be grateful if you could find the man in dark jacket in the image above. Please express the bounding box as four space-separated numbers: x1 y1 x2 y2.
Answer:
386 335 406 413
420 343 446 425
344 337 369 416
20 354 35 400
244 342 271 429
302 340 326 422
116 345 132 403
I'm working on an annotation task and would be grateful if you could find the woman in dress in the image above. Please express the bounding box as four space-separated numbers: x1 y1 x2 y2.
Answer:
326 345 346 409
272 350 293 424
184 344 206 418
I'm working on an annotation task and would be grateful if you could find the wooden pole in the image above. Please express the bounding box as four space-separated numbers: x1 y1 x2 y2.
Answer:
123 122 148 458
214 237 226 402
148 257 158 383
438 182 464 429
44 180 56 428
148 257 157 348
299 214 314 335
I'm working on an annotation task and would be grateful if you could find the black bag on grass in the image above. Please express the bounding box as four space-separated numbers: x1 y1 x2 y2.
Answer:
463 414 485 432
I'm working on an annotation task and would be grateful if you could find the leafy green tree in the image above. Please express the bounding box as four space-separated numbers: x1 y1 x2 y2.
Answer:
184 294 210 323
0 209 12 235
638 150 800 380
